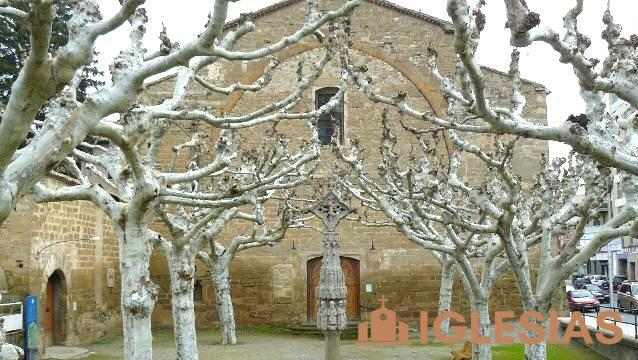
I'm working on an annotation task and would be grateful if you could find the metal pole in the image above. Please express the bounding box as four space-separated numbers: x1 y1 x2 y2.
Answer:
607 238 615 306
596 307 600 331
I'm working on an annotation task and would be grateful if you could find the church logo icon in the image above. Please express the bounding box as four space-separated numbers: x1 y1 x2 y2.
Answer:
357 296 409 345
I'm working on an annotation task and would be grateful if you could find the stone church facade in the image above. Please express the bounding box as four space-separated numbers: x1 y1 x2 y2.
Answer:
148 0 549 329
0 0 549 345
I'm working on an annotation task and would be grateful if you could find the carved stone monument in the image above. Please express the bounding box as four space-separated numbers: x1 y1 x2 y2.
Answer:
310 190 353 360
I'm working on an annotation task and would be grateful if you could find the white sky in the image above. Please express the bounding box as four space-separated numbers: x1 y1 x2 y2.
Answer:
95 0 638 157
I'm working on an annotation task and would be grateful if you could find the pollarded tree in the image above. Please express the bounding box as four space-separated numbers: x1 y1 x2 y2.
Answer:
197 207 290 346
337 111 516 360
155 128 316 352
0 0 360 230
345 110 624 359
423 132 621 360
339 110 624 360
24 1 359 359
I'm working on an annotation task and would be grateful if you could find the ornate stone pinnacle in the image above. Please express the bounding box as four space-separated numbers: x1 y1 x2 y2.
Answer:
312 191 352 332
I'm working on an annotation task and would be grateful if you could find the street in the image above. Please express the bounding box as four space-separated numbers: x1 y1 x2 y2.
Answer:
566 283 638 325
581 293 638 327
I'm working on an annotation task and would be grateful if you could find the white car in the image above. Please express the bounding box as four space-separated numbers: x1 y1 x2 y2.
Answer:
589 275 607 287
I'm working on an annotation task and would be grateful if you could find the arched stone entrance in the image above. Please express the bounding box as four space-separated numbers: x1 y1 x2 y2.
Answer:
307 256 360 321
44 269 67 345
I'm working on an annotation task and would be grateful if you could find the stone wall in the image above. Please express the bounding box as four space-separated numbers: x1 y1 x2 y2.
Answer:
0 191 121 345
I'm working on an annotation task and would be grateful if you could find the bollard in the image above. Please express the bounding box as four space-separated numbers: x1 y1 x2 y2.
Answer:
23 295 39 360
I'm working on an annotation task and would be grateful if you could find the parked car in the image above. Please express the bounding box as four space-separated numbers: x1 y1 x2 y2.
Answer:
618 281 638 313
590 275 609 289
584 284 610 303
567 290 600 313
573 277 587 290
613 275 628 291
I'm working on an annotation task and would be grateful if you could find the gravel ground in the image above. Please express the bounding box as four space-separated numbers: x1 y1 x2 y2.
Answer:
86 328 454 360
85 327 604 360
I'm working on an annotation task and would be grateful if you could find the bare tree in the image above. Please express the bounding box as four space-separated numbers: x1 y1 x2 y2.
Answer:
343 194 464 337
0 0 360 228
155 128 314 354
197 209 289 346
21 1 359 358
338 105 629 359
337 111 515 360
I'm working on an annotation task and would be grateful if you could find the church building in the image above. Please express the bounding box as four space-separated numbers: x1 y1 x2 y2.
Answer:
0 0 548 345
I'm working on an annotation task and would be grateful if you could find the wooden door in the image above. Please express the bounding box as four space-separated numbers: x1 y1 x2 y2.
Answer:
307 257 360 321
342 258 360 320
44 270 66 345
44 280 54 335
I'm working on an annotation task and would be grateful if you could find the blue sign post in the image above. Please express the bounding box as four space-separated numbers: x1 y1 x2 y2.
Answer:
23 295 38 360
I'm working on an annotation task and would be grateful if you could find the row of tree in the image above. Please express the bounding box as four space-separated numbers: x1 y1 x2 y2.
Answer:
1 1 638 360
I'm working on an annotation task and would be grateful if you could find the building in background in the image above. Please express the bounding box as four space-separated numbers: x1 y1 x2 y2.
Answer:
580 203 625 277
0 0 551 345
602 95 638 281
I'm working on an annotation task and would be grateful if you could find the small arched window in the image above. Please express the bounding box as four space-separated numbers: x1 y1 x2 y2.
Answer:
315 87 344 145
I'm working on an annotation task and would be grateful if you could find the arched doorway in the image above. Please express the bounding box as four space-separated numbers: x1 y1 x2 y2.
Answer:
44 270 67 345
307 257 360 321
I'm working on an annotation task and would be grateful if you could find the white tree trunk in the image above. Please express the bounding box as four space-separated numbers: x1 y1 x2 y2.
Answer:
473 300 492 360
523 303 549 360
524 343 547 360
437 261 456 335
0 185 13 226
168 249 199 360
118 225 157 360
212 256 237 345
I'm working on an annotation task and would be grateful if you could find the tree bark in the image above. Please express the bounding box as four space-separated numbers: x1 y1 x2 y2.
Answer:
437 261 456 335
212 256 237 345
168 249 199 360
524 342 547 360
473 300 492 360
118 224 157 360
0 185 12 226
523 303 549 360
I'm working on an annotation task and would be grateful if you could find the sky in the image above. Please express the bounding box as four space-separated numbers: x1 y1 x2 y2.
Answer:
95 0 638 157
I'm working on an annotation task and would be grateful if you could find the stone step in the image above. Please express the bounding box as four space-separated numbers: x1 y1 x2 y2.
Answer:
286 323 359 339
43 346 93 360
